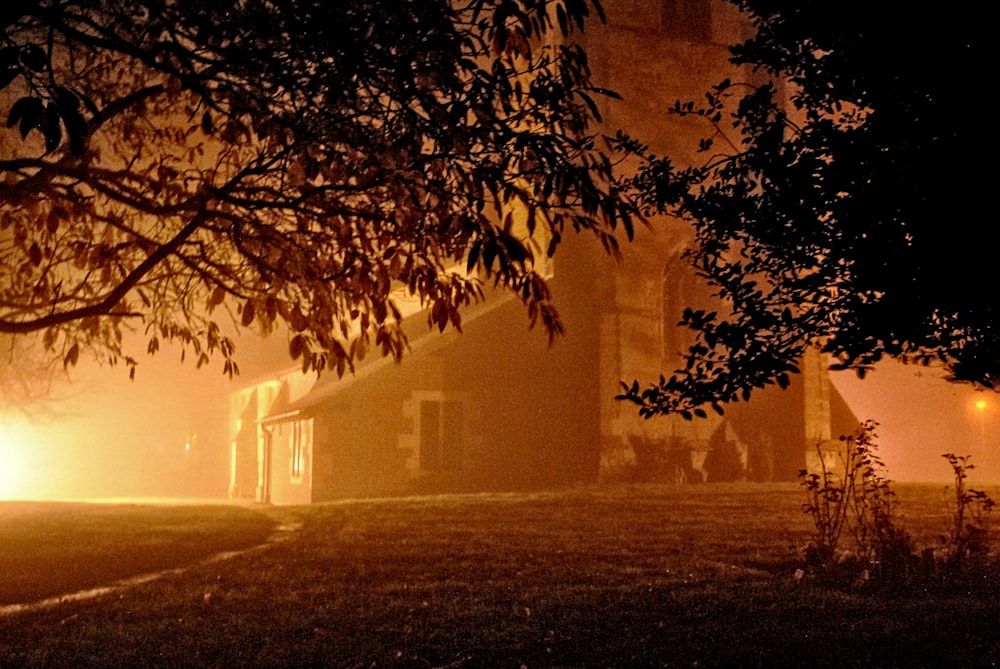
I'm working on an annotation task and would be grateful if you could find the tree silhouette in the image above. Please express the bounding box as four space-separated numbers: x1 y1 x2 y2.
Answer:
619 0 994 418
0 333 70 414
1 0 632 378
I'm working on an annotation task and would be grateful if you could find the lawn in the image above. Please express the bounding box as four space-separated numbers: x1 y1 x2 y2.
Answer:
0 502 279 607
1 483 998 668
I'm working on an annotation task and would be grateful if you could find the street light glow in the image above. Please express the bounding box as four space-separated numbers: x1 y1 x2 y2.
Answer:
0 421 33 499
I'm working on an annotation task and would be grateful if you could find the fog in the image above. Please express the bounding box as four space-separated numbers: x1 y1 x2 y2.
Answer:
0 346 231 501
2 336 997 502
831 362 999 483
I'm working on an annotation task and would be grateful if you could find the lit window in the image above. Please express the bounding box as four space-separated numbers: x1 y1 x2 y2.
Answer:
289 420 311 483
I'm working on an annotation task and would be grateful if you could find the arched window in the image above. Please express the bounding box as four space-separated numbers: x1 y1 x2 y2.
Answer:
661 252 724 372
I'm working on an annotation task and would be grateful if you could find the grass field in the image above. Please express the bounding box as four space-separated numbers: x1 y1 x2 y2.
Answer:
0 502 278 607
1 483 998 668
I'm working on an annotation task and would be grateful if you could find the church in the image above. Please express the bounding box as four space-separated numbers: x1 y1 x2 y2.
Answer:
226 0 860 504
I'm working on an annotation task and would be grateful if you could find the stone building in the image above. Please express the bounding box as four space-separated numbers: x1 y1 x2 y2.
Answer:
227 0 859 504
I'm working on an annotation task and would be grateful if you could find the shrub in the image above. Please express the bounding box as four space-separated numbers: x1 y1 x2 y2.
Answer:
799 420 914 588
799 422 996 593
940 453 996 569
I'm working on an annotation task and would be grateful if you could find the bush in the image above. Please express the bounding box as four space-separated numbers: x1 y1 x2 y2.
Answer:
940 453 995 569
799 420 915 589
798 421 995 593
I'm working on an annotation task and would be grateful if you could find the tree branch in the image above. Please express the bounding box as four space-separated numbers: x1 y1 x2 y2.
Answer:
0 203 208 334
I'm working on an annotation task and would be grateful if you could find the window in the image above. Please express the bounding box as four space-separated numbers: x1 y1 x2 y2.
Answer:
290 421 305 480
419 400 464 472
287 419 313 483
267 417 310 485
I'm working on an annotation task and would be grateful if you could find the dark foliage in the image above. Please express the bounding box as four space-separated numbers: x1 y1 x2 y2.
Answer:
1 0 631 377
619 0 996 417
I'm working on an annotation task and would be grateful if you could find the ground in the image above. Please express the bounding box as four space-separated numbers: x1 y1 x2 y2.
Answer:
1 484 998 667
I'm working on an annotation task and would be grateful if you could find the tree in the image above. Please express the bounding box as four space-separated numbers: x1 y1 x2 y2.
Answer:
1 0 632 379
0 333 70 415
618 0 996 419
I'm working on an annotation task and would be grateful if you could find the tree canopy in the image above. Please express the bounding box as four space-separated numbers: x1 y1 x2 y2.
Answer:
1 0 632 379
619 0 996 419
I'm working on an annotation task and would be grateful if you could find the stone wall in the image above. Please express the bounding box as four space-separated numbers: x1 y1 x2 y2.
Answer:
588 0 845 483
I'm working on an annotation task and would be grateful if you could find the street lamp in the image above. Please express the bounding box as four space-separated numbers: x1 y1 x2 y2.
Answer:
974 397 988 450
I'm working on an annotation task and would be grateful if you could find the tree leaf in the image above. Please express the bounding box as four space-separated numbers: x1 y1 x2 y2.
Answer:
0 0 633 381
241 301 256 327
63 343 79 368
19 44 47 72
289 334 305 360
209 285 226 307
0 47 18 69
6 96 42 136
0 68 18 91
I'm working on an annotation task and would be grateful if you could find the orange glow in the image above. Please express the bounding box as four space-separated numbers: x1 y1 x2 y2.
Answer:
0 420 41 500
1 401 141 502
831 363 1000 482
0 348 235 502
